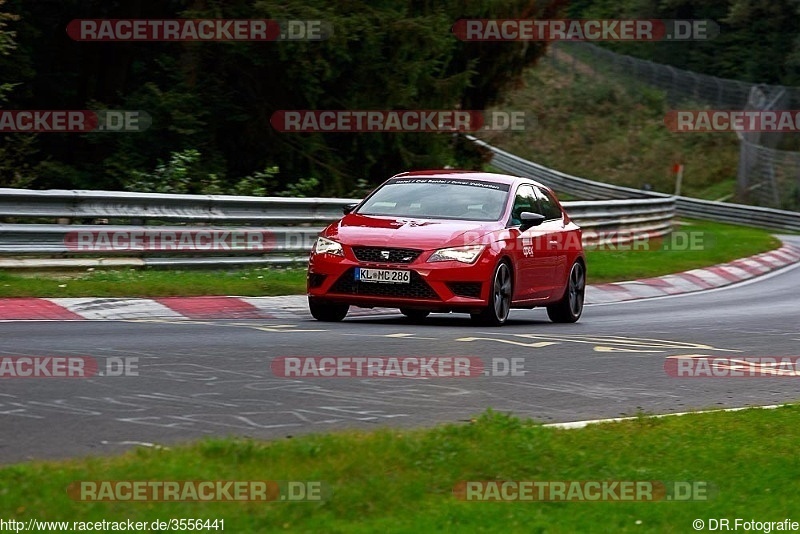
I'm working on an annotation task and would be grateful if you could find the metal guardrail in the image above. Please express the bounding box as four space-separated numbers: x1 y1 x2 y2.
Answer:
470 136 800 232
5 134 797 270
565 198 673 245
0 187 674 269
0 225 318 255
673 196 800 232
470 137 653 201
0 188 354 224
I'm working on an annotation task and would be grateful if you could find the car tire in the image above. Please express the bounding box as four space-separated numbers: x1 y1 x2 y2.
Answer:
400 308 431 322
547 261 585 323
471 260 513 326
308 297 349 322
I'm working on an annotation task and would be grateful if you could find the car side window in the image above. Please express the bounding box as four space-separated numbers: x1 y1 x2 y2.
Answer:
535 187 563 221
510 185 538 226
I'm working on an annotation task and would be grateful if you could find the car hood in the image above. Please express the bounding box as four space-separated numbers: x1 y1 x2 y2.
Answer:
323 214 501 249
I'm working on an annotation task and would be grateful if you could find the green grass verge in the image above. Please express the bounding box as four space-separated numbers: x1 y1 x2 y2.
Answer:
0 220 780 297
0 267 308 298
586 219 781 284
2 407 799 532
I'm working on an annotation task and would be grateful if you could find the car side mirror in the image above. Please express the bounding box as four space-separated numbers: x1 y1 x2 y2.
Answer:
519 212 546 231
342 203 358 215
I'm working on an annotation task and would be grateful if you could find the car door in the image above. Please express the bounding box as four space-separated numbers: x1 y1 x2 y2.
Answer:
534 186 569 299
509 184 553 301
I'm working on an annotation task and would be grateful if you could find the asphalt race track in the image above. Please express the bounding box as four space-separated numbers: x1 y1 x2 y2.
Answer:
1 236 799 465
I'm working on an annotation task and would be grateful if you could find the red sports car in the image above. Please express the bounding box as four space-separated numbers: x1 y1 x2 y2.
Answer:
307 170 586 325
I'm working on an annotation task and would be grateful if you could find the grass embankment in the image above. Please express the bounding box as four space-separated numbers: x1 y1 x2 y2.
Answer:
482 56 741 201
0 220 780 297
2 408 799 532
585 219 781 283
0 267 307 298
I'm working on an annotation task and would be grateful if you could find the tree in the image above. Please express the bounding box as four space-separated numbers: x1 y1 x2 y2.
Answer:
0 0 562 195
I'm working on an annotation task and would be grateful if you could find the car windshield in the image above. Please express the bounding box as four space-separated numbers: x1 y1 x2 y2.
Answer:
357 177 510 221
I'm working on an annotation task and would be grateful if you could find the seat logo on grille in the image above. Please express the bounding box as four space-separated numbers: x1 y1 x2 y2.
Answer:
380 250 391 260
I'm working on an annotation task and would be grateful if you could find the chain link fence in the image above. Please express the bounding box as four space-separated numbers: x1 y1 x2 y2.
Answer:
547 42 800 211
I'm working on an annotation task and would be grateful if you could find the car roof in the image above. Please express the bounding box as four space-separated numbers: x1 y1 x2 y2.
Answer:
390 169 548 190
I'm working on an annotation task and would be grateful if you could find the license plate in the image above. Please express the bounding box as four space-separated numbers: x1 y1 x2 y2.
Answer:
355 268 411 284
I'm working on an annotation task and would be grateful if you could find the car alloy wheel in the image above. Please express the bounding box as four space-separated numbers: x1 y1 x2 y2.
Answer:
547 261 585 323
472 261 512 326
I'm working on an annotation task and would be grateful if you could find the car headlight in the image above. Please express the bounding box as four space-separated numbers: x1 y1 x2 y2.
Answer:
314 237 344 257
428 245 485 264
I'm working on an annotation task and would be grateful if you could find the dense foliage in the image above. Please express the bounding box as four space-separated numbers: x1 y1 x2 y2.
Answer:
0 0 563 195
568 0 800 86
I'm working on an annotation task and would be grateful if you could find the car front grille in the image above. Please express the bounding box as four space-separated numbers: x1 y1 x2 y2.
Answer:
329 268 439 300
352 247 422 264
447 282 482 299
